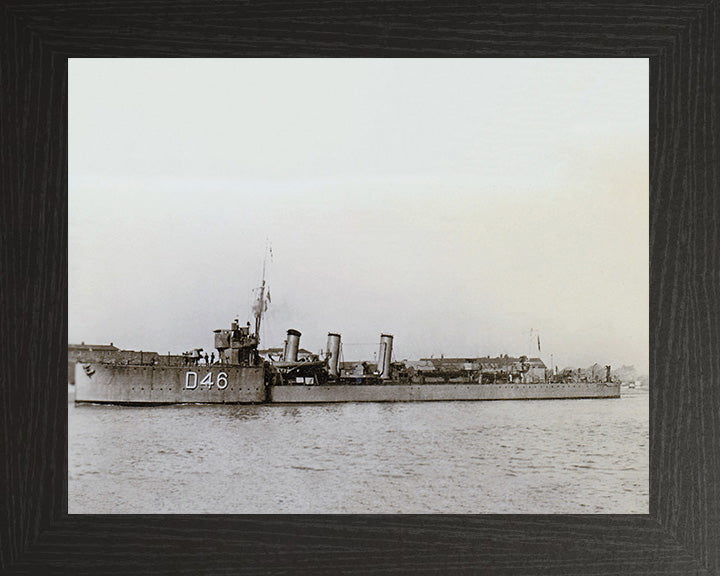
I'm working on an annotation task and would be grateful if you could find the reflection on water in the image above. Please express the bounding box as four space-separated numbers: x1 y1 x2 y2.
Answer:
68 391 648 514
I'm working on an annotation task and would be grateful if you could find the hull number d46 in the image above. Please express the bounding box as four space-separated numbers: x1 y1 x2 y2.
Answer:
185 371 228 390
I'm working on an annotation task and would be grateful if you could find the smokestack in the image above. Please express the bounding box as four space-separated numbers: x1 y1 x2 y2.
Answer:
285 329 301 362
378 334 394 380
326 333 341 378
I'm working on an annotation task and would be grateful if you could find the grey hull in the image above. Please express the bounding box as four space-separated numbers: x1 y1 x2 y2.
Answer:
75 363 619 404
75 363 266 404
269 382 621 403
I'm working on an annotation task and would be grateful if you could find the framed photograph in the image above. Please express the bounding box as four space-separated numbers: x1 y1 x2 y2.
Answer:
2 2 718 574
66 57 647 517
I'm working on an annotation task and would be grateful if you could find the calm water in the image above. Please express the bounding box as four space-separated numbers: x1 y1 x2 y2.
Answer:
68 390 648 514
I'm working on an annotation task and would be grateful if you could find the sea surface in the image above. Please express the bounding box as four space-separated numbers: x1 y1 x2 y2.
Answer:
68 389 648 514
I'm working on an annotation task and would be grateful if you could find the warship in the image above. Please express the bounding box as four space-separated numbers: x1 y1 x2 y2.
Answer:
73 324 621 404
73 257 621 405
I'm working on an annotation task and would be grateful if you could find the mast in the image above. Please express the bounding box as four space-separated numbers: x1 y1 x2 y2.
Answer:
253 242 271 339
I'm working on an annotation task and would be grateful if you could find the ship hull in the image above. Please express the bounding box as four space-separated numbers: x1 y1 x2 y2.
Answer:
75 363 266 404
270 381 620 403
75 362 619 404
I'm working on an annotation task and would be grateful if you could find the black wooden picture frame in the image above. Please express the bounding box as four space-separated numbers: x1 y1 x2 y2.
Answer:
1 2 718 574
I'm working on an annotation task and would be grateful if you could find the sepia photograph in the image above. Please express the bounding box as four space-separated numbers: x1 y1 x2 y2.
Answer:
68 58 648 514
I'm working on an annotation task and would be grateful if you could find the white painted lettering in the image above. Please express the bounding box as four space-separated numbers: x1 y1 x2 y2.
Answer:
200 372 213 388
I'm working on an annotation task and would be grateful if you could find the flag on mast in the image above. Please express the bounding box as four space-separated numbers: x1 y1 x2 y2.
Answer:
537 335 541 352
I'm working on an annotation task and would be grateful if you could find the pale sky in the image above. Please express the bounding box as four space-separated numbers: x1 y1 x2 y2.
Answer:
69 58 649 373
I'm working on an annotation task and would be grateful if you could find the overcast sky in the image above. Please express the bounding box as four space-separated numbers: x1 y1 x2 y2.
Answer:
69 58 648 372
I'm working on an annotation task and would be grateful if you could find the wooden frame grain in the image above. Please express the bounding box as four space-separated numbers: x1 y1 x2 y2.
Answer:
1 2 718 574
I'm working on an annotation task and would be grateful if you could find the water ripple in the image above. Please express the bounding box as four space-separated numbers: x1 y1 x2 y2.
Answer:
69 392 648 514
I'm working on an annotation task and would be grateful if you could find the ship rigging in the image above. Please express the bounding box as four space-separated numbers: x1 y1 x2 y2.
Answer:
251 242 272 340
